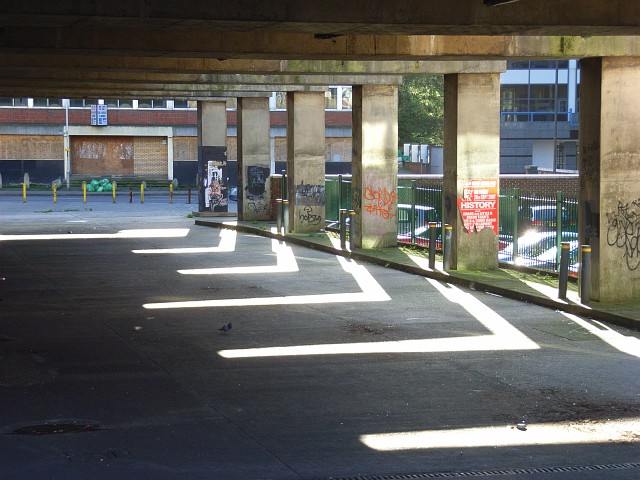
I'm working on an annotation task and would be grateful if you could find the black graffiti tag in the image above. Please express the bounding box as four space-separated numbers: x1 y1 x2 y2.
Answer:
298 205 322 225
606 199 640 271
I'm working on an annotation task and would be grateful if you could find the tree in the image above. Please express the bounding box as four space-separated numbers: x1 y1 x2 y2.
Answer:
398 75 444 146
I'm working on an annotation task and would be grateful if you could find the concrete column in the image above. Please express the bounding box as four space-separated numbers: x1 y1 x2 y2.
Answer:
286 91 325 233
351 84 399 248
197 100 228 213
443 73 501 270
237 97 271 221
579 57 640 302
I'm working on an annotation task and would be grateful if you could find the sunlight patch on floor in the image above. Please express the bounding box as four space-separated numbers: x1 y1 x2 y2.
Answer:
0 228 190 241
360 417 640 451
132 228 235 254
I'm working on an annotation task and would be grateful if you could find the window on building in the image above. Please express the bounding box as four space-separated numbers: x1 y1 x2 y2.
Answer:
275 92 287 110
341 86 352 110
325 87 338 109
555 143 566 169
506 60 530 69
138 99 152 108
48 98 62 107
14 98 29 107
0 98 13 106
33 98 49 107
152 99 166 109
173 100 189 109
70 99 99 107
501 85 528 112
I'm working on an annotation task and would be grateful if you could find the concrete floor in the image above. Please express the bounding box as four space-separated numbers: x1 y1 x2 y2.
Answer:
1 197 639 479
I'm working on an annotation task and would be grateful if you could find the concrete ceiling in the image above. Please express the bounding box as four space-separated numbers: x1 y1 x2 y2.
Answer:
0 1 638 98
2 1 638 36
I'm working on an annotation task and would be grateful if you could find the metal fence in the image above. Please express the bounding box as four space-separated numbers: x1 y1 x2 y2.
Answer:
397 179 443 248
499 188 579 274
324 175 580 276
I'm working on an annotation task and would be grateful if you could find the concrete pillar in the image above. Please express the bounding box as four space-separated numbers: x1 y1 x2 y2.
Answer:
237 97 271 221
286 91 326 233
443 73 501 270
197 100 228 213
351 84 399 248
579 57 640 302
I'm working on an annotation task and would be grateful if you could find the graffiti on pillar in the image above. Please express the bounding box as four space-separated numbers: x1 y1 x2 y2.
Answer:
363 185 397 219
606 198 640 271
246 165 269 214
247 166 269 197
581 141 600 181
295 182 325 206
298 205 322 226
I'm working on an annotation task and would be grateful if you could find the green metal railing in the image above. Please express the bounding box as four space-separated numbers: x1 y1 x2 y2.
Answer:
324 175 580 276
397 179 443 247
498 188 579 274
325 175 352 224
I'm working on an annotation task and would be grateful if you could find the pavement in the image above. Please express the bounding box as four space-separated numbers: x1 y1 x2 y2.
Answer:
193 217 640 333
1 195 639 479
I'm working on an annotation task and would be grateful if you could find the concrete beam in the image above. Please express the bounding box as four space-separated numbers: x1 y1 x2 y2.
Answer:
0 54 506 75
0 55 506 76
1 1 638 36
0 68 404 87
2 28 639 60
0 87 274 99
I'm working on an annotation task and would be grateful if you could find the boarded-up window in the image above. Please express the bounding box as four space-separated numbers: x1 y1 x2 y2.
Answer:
71 137 134 175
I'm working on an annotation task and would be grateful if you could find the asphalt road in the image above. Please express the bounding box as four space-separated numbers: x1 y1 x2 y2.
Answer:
1 197 639 479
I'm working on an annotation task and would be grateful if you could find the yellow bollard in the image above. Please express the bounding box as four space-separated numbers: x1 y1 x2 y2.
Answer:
112 181 117 204
52 181 57 203
140 182 145 204
82 181 87 204
169 183 173 203
22 183 26 203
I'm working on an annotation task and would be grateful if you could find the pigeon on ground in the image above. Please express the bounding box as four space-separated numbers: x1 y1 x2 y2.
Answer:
218 322 232 333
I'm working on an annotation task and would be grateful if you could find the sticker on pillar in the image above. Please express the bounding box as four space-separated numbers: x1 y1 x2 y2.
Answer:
246 166 269 214
199 146 227 213
364 185 397 219
457 179 498 235
206 162 228 212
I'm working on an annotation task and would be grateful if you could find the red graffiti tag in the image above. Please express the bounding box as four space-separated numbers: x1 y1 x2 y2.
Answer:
364 186 397 219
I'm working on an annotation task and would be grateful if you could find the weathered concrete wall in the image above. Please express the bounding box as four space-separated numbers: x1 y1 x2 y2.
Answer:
237 97 271 221
352 84 399 249
578 58 603 300
286 92 326 233
197 101 227 147
597 57 640 302
444 73 501 270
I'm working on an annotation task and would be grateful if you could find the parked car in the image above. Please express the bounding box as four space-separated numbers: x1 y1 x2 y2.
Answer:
518 205 574 234
499 231 579 271
228 187 238 201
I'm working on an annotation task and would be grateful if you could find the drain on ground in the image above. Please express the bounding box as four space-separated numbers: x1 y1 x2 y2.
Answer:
13 423 101 435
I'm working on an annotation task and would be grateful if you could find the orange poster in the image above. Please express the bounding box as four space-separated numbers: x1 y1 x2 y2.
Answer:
457 179 499 235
